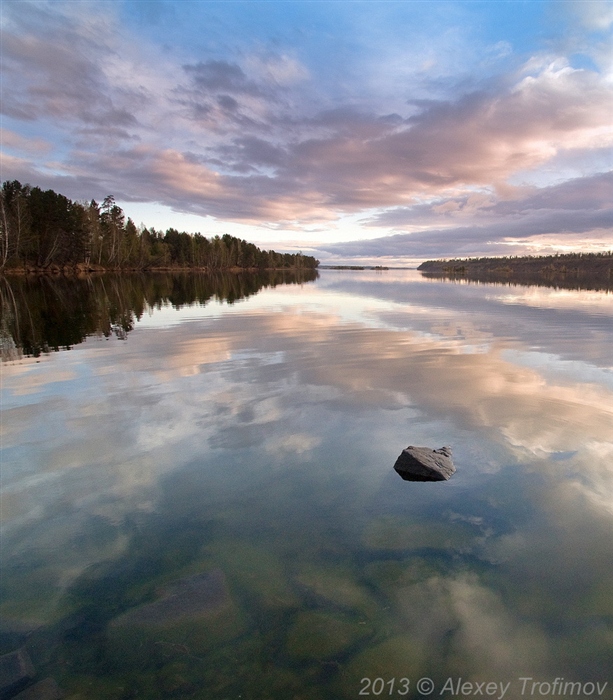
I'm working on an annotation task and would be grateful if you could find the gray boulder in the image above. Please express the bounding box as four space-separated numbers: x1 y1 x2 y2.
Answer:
393 446 455 481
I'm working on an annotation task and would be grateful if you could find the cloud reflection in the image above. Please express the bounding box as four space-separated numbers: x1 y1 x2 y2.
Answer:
1 273 612 684
3 275 612 524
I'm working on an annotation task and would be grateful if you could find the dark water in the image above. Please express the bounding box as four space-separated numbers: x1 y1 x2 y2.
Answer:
1 271 612 699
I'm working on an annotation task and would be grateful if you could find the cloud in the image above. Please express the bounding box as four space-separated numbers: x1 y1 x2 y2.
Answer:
0 128 52 154
124 61 613 224
0 4 144 132
320 172 613 259
317 220 611 261
175 53 313 134
568 0 613 30
213 136 289 173
184 60 261 95
246 53 310 86
1 1 611 257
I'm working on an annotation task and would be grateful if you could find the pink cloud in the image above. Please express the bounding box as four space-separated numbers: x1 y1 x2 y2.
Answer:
1 1 610 260
1 129 52 154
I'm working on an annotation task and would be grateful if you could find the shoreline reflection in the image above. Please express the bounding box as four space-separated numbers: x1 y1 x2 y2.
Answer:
0 270 318 360
420 271 613 292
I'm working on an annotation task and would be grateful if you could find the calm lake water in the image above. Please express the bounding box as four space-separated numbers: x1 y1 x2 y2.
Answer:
1 270 612 700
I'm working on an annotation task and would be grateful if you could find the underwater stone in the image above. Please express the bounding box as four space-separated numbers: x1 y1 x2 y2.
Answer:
0 648 35 700
208 541 299 609
111 569 231 627
393 446 455 481
108 568 245 661
11 678 63 700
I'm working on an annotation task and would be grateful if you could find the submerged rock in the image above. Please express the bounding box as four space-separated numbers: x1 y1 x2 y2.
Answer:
208 541 299 609
12 678 63 700
111 569 231 628
108 568 245 661
0 648 35 700
393 446 455 481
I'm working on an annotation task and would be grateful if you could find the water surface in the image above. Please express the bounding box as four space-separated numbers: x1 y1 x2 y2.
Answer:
1 270 612 699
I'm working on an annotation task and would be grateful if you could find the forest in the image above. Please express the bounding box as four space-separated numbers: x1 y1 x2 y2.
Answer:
418 252 613 290
0 180 319 272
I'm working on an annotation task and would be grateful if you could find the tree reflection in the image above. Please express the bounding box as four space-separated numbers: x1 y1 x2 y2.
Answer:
0 270 318 359
420 271 612 291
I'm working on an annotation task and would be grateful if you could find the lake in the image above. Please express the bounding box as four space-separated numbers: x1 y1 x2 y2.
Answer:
1 270 612 700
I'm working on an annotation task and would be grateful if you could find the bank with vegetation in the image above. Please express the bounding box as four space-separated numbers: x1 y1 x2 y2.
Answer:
0 180 319 273
418 252 612 289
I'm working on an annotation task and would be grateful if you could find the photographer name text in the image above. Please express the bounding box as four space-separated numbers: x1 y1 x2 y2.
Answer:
359 676 609 698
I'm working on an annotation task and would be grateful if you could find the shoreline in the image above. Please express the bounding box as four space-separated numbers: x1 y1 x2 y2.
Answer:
417 253 612 279
0 263 319 276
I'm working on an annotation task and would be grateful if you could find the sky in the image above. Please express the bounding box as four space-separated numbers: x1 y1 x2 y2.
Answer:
1 0 612 265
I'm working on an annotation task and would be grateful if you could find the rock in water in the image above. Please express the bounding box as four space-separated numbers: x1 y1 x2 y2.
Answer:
108 568 244 660
394 446 455 481
0 648 35 700
111 569 231 628
12 678 63 700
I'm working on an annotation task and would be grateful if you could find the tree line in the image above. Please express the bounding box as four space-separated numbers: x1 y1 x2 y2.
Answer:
418 252 612 276
0 181 319 272
417 252 613 291
418 252 612 268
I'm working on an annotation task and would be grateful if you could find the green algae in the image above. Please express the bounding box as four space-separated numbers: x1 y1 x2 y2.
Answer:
207 540 300 610
286 611 371 660
335 636 426 699
293 562 376 614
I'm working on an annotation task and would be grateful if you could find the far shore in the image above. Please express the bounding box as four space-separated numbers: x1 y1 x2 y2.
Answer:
417 252 612 278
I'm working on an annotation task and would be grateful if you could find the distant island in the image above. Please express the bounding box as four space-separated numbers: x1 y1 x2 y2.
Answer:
0 180 319 273
418 253 612 289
